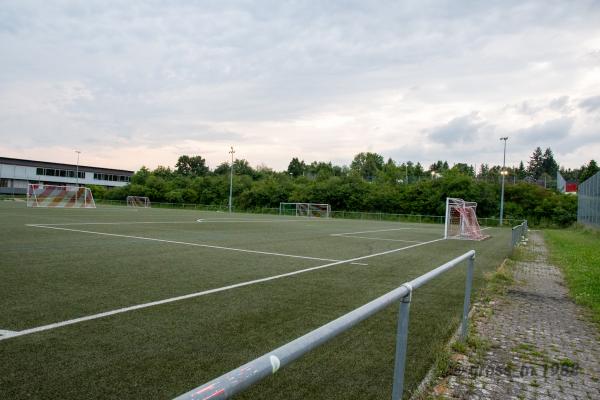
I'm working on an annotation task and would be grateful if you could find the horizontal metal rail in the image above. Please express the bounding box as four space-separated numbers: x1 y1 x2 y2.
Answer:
511 220 528 248
173 250 476 400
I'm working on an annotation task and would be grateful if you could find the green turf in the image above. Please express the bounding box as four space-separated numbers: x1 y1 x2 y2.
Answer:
545 228 600 324
0 201 511 399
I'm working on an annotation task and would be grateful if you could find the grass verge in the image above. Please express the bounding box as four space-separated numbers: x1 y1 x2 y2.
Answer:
545 227 600 324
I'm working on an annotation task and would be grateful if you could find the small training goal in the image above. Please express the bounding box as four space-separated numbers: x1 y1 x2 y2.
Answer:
444 197 488 240
126 196 151 208
279 202 331 218
27 184 96 208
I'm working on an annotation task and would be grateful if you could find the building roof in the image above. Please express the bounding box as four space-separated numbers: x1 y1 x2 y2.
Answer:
0 157 134 175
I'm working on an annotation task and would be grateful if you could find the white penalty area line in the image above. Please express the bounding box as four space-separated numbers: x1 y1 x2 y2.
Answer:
332 235 424 244
25 224 346 264
0 237 445 341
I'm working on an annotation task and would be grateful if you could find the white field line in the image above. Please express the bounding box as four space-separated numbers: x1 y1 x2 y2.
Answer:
0 237 445 341
195 218 331 223
25 225 343 263
0 329 17 336
330 228 414 236
26 219 311 226
332 235 424 244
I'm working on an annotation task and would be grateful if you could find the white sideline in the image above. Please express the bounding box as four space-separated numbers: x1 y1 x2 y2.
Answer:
332 235 424 244
0 237 445 341
26 218 311 226
0 329 17 336
25 225 342 263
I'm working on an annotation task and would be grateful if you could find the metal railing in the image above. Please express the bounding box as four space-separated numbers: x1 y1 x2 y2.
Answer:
578 171 600 228
172 251 476 400
511 220 528 248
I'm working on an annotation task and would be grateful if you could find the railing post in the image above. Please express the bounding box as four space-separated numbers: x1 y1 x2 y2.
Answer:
461 255 475 340
392 284 412 400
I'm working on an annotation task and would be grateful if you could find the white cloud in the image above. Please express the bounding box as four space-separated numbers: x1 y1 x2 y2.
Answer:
0 0 599 170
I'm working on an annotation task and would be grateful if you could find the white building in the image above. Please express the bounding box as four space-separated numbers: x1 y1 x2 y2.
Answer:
0 157 133 195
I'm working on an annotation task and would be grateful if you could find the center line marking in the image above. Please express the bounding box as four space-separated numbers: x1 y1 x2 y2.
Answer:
1 237 445 341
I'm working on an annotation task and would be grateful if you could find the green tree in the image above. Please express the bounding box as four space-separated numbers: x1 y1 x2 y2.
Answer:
213 162 230 175
580 159 599 181
527 147 544 178
175 155 209 176
350 152 384 181
287 157 306 177
516 161 527 179
233 159 254 176
541 148 558 177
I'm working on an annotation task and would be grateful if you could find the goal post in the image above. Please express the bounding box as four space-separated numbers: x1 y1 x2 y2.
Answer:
444 197 488 240
279 202 331 218
26 184 96 208
126 196 151 208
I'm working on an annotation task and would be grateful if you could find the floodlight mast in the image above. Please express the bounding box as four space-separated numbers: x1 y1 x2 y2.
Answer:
228 146 235 213
75 150 81 204
499 137 508 226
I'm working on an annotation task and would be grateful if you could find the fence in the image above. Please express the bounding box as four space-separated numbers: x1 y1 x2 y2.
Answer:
172 251 476 400
511 220 528 248
578 171 600 228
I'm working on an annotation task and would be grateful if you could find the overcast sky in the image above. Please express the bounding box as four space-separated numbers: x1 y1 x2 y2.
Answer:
1 1 599 172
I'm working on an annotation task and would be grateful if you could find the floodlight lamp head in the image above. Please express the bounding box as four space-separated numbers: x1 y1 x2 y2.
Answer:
499 137 508 141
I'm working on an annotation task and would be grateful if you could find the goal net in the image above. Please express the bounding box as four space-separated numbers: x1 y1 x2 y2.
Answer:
127 196 151 208
279 202 331 218
27 184 96 208
444 197 488 240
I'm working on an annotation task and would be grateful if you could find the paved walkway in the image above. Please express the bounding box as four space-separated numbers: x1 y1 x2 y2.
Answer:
433 231 600 400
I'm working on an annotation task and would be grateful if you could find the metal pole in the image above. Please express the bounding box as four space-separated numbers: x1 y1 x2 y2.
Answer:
461 255 474 340
75 150 81 204
391 284 412 400
228 146 235 213
499 137 508 226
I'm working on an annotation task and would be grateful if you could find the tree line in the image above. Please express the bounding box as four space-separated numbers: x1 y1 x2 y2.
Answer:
93 149 596 227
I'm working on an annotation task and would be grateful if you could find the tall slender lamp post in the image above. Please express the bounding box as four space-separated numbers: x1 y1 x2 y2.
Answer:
228 146 235 213
75 150 81 204
499 137 508 226
75 150 81 186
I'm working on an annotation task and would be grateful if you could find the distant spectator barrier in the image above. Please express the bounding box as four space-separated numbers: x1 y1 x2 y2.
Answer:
578 171 600 228
172 251 476 400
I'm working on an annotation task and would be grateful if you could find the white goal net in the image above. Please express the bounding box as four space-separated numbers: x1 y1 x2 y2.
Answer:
27 184 96 208
444 197 488 240
127 196 151 208
279 202 331 218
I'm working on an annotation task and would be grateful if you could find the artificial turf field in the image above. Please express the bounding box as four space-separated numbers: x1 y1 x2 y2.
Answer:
0 201 512 399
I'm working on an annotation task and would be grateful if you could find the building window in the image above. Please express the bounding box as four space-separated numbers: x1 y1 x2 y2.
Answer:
36 167 44 175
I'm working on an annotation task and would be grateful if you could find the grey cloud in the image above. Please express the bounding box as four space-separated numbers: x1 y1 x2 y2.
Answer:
514 118 573 144
579 96 600 112
428 113 485 145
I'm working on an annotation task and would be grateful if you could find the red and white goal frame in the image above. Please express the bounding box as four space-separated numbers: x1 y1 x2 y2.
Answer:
26 184 96 208
444 197 488 241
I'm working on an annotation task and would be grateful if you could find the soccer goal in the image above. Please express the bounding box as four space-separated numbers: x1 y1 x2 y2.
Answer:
126 196 151 208
27 184 96 208
279 202 331 218
444 197 488 240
